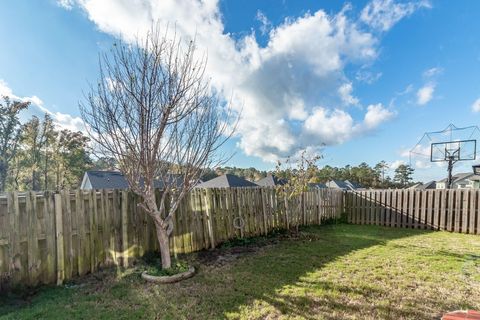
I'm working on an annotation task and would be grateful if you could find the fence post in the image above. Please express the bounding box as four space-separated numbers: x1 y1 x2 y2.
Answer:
121 190 129 267
27 191 40 286
54 193 65 285
204 189 215 249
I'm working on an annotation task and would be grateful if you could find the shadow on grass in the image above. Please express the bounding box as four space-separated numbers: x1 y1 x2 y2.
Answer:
1 224 478 319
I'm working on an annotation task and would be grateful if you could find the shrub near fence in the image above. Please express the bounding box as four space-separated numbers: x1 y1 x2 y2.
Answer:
346 189 480 234
0 188 343 289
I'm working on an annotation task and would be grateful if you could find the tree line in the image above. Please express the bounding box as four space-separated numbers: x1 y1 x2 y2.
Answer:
0 97 93 192
203 161 416 189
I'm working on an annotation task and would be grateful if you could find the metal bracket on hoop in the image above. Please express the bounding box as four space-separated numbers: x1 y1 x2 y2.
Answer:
430 139 477 189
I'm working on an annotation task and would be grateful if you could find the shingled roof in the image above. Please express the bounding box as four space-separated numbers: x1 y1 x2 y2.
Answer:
437 172 475 183
196 174 258 188
80 170 183 190
255 174 287 187
81 171 129 189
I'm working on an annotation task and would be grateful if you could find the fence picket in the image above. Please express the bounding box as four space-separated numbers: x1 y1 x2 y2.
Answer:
470 190 477 234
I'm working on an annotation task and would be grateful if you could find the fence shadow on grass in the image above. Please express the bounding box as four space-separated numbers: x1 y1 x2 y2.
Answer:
345 189 480 235
214 224 479 319
197 224 441 319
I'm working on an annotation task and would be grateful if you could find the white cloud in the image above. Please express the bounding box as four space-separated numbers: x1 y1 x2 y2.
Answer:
57 0 420 162
304 108 355 145
471 98 480 113
303 103 394 145
416 83 435 105
360 0 431 31
0 79 44 107
0 79 85 132
57 0 75 10
256 10 272 36
363 103 395 128
423 67 443 78
414 160 431 169
355 70 382 83
338 82 359 106
390 160 405 169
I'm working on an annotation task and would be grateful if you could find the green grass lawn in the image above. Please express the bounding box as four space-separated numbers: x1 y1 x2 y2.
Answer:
1 224 480 319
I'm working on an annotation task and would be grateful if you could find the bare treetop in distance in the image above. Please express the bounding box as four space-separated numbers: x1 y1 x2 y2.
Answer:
80 25 236 269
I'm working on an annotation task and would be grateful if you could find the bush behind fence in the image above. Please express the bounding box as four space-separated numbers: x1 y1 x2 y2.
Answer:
0 188 343 289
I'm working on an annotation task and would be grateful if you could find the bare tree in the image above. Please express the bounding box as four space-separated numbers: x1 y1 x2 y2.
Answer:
80 27 235 269
275 150 320 231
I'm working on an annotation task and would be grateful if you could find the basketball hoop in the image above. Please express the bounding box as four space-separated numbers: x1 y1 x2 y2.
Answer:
410 124 480 189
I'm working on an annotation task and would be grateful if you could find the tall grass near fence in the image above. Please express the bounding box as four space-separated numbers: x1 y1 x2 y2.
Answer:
0 188 343 289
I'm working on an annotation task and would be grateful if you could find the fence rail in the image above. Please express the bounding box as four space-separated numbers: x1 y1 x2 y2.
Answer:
0 188 343 289
346 189 480 234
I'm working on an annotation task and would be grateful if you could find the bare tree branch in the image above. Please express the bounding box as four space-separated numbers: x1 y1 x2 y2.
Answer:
80 25 237 269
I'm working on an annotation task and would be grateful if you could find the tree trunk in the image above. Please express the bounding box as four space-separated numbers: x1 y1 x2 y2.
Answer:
284 196 290 229
155 220 172 269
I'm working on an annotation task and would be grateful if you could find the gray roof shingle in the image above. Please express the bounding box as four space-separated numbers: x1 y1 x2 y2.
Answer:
196 174 258 188
82 170 183 190
255 174 287 187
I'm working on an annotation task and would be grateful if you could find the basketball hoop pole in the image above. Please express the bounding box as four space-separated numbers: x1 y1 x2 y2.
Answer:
447 156 456 189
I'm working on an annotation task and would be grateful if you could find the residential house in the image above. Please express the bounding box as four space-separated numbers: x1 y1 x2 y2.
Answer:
406 182 423 189
419 180 437 189
195 174 258 188
308 183 327 190
326 180 362 190
407 181 437 190
436 172 476 189
80 170 184 190
255 174 287 187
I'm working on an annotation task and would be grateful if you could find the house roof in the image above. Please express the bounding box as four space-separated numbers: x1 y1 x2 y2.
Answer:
308 183 327 189
345 180 362 189
419 180 437 189
406 182 423 189
437 172 475 183
255 174 287 187
326 180 349 189
84 171 129 189
82 170 184 190
196 174 258 188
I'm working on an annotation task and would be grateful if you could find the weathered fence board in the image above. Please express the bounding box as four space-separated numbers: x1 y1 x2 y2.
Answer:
347 189 480 234
0 188 343 289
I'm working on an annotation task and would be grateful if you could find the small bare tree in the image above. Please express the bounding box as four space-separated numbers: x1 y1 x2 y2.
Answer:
275 150 320 231
80 27 235 269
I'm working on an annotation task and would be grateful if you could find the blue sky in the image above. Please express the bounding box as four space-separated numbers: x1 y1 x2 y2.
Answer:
1 0 480 182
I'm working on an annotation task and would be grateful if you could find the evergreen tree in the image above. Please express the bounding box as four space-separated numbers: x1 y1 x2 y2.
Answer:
394 164 415 187
0 97 29 191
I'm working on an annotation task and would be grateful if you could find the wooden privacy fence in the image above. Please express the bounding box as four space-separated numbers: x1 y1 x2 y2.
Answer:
0 188 343 289
346 189 480 234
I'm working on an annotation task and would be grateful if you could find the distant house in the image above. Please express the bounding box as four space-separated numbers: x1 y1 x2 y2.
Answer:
195 174 258 188
345 180 362 190
406 181 437 190
81 171 128 190
419 180 437 189
80 170 183 190
436 172 476 189
406 182 423 189
255 174 287 187
326 180 361 190
308 183 327 190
